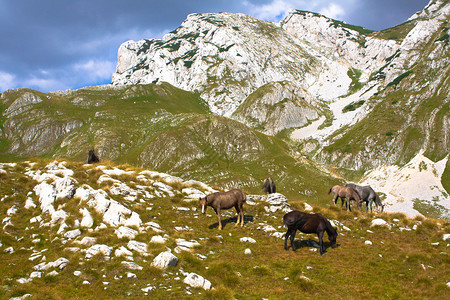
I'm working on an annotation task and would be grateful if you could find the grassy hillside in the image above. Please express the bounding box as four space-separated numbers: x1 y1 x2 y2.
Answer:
0 160 449 299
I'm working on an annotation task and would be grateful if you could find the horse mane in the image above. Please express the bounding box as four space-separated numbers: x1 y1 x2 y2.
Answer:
328 187 332 195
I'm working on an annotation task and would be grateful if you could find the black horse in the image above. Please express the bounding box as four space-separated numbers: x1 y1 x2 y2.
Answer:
345 183 384 213
283 210 337 255
263 177 276 194
87 150 100 164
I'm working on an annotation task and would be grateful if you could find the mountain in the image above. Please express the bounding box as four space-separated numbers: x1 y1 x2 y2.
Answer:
1 0 449 218
0 84 339 202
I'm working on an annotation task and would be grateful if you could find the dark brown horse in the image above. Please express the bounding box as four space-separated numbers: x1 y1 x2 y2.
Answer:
200 189 246 230
328 185 362 211
87 150 100 164
263 177 276 194
283 210 337 255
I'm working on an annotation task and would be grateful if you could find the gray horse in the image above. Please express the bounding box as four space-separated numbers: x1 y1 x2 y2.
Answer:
345 183 384 213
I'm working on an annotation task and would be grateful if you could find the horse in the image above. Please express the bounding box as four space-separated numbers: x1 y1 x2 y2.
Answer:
345 183 384 213
328 185 362 211
283 210 337 255
263 177 276 194
87 150 100 164
200 189 246 230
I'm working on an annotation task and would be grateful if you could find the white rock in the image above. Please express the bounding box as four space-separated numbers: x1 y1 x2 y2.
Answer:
30 271 42 278
4 247 14 254
183 272 212 290
57 222 68 234
141 286 155 293
24 197 36 209
82 280 91 284
53 257 70 269
64 229 81 240
85 244 113 260
34 182 56 215
121 261 143 270
303 203 313 211
16 277 33 284
54 177 76 199
115 246 133 258
175 239 200 253
124 212 142 227
80 208 94 228
127 272 137 278
79 237 97 246
127 240 148 255
115 226 138 239
240 237 256 243
145 221 163 232
365 240 373 245
74 271 82 276
370 218 391 228
150 235 167 243
151 250 178 268
51 209 68 224
9 293 32 300
7 205 18 216
244 248 252 255
443 234 450 241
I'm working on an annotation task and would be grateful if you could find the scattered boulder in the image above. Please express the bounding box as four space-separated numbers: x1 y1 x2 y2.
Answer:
121 261 143 270
85 244 113 260
370 218 391 228
150 235 167 243
175 239 200 253
151 250 178 268
240 237 256 243
80 208 94 228
64 229 81 240
127 240 148 255
244 248 252 255
115 226 138 239
443 234 450 241
183 272 212 290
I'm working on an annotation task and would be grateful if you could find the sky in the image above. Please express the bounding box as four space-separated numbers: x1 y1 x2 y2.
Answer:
0 0 430 93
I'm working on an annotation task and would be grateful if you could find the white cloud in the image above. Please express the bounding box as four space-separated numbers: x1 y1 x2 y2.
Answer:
243 0 293 22
0 71 17 92
319 3 346 19
24 77 69 92
73 59 116 82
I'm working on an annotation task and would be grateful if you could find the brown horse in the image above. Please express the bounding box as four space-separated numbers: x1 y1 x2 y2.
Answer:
283 210 337 255
200 189 246 230
328 185 362 211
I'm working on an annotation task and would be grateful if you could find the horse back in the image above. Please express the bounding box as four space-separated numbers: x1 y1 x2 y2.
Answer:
208 189 245 209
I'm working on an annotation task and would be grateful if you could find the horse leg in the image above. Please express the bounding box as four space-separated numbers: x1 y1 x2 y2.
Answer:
290 229 297 251
240 204 244 227
318 230 325 255
347 198 352 211
216 208 222 230
284 229 290 250
333 194 338 205
234 205 240 226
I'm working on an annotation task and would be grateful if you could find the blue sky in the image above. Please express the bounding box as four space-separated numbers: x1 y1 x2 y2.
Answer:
0 0 430 93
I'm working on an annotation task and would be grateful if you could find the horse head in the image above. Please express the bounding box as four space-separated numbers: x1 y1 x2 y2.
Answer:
199 197 207 214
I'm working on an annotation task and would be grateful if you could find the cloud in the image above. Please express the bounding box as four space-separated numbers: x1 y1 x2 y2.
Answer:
243 0 293 22
319 3 346 19
73 59 116 82
0 71 16 92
